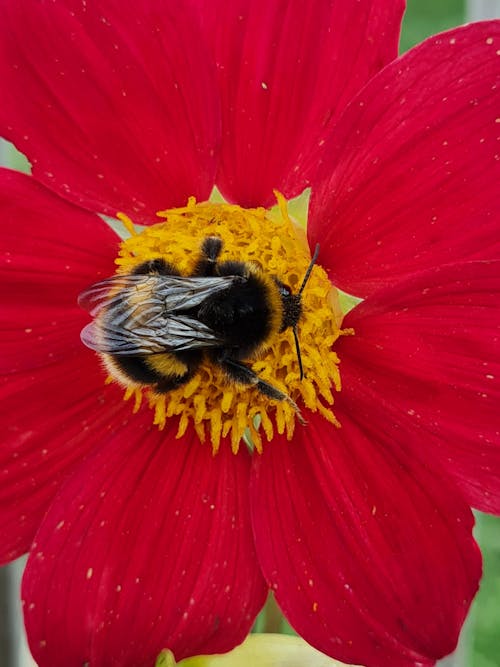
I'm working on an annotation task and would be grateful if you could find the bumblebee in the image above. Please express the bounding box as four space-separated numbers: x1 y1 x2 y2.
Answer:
79 237 319 416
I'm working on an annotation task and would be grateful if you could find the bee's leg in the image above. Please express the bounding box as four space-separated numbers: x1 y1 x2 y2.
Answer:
132 258 180 276
214 354 306 424
193 236 223 276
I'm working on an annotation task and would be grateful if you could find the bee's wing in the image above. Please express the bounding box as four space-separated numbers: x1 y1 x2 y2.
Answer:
78 275 138 317
78 274 241 316
81 315 224 354
79 273 241 355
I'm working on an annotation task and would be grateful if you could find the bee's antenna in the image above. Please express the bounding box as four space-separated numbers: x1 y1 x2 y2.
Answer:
293 244 320 380
293 325 304 380
298 243 320 295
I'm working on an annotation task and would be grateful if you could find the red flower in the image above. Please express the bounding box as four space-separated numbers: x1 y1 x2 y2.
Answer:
1 2 499 667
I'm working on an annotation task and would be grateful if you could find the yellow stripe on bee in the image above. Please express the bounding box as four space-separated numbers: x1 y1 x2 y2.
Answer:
146 353 188 378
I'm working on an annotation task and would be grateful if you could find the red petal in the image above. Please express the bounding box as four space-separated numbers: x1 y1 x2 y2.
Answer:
0 168 125 560
251 412 481 667
0 358 129 563
0 169 118 373
0 1 219 223
309 21 500 296
198 0 403 207
338 260 500 513
22 428 267 666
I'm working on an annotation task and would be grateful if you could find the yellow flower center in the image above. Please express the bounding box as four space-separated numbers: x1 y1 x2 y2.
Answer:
100 195 345 453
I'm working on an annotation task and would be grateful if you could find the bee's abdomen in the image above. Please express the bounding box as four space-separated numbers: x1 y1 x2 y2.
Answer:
106 354 165 386
146 353 189 378
106 352 194 392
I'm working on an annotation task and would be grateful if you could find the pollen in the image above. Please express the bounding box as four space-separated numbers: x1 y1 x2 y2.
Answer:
106 195 345 453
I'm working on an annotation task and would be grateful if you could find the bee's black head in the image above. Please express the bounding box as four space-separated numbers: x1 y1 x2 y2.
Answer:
276 244 320 380
277 284 302 332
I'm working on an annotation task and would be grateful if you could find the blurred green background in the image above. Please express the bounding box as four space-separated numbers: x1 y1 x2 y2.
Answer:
400 0 465 51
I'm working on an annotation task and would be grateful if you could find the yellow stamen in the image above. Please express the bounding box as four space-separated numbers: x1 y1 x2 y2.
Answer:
116 212 137 237
105 196 346 452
